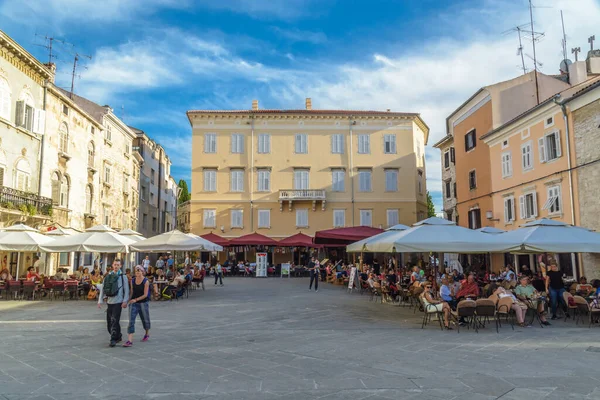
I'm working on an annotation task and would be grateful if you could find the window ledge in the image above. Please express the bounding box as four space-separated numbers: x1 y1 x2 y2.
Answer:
203 226 216 229
84 213 97 219
231 226 244 230
257 226 271 229
58 151 71 161
124 153 130 159
296 226 309 229
504 221 514 226
87 166 97 174
103 182 112 189
104 139 112 146
547 212 564 219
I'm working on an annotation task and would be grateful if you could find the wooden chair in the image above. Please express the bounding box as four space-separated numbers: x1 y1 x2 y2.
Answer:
563 292 578 322
475 299 497 332
455 299 477 333
496 296 516 331
574 296 600 327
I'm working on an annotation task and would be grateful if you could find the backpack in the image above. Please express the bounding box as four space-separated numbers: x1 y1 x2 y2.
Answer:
103 274 122 297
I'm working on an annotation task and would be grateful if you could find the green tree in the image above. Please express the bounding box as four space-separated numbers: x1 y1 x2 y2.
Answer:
426 191 436 218
178 179 191 204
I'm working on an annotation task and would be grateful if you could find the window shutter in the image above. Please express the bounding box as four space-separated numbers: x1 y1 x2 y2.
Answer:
33 109 45 135
538 137 546 163
519 196 525 219
265 134 270 153
391 135 396 153
52 179 60 205
15 100 25 127
0 167 4 186
504 199 509 222
532 191 538 217
554 131 562 157
295 134 301 153
450 147 455 163
476 209 481 229
464 134 469 151
237 171 243 191
511 198 516 221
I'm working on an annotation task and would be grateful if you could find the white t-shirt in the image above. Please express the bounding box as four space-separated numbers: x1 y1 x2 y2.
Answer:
142 259 150 270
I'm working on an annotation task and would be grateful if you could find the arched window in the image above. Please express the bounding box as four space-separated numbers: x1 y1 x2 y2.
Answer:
15 158 31 192
51 172 61 205
85 184 93 214
88 141 95 167
59 122 69 153
0 77 10 121
60 174 70 208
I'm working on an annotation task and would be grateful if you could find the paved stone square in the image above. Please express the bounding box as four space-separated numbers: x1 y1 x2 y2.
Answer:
1 277 600 400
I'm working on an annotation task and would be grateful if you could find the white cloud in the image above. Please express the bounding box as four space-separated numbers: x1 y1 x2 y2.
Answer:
194 0 331 20
271 27 327 44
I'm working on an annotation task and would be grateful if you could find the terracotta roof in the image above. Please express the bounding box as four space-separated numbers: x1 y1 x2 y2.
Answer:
56 87 108 124
187 109 420 117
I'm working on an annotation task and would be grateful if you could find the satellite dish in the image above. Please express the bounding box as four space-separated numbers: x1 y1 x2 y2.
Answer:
560 59 572 73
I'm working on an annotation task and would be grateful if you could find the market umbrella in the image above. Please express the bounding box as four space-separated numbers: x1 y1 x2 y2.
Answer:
118 228 146 242
347 224 410 253
200 232 230 247
496 218 600 253
0 224 55 278
278 233 319 247
40 224 137 253
477 227 506 234
229 232 278 246
130 230 223 252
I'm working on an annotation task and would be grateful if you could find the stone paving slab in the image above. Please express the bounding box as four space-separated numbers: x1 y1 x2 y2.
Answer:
1 277 600 399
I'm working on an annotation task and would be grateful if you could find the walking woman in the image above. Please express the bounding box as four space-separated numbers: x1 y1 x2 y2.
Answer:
123 265 151 347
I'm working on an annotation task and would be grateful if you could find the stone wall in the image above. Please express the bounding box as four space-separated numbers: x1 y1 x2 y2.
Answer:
439 141 457 221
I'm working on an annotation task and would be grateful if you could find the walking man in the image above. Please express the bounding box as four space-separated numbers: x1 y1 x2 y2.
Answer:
214 262 223 286
309 257 319 292
98 259 130 347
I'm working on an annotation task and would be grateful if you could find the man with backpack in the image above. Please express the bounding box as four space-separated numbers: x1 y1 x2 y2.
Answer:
97 259 130 347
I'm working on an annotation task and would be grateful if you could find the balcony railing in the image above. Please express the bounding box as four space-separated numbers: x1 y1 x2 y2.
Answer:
279 189 326 200
0 186 52 216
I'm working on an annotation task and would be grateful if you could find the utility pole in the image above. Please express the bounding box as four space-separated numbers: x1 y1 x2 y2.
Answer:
69 52 92 99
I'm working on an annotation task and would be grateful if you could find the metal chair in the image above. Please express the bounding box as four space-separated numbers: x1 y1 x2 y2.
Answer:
6 280 21 300
496 296 516 331
455 299 477 333
21 281 36 300
475 299 497 332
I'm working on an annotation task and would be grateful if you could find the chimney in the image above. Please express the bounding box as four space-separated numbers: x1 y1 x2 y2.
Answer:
252 99 259 110
587 49 600 74
568 61 588 86
305 98 312 110
44 62 57 83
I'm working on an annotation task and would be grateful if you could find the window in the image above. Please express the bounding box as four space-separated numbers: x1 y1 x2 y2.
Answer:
519 192 538 220
231 133 244 153
142 214 148 229
416 140 421 160
468 209 481 229
521 142 533 171
125 143 130 155
465 129 476 151
14 158 30 192
544 116 554 128
331 134 344 154
231 209 243 228
258 134 271 153
453 182 457 199
358 169 372 192
539 131 561 163
469 170 477 190
543 185 561 214
333 209 345 227
502 140 509 149
140 185 146 201
62 104 69 116
204 169 216 192
360 210 373 227
103 206 110 225
294 169 309 190
51 172 61 205
15 100 34 132
501 151 512 178
296 209 308 227
57 122 69 153
444 150 450 169
445 180 451 199
258 209 270 228
203 209 216 228
446 210 453 221
358 134 370 154
384 134 396 154
331 169 345 192
204 133 217 153
257 169 271 192
0 77 10 120
150 168 155 184
385 169 398 192
123 175 129 194
386 209 399 227
85 185 93 214
418 170 423 194
88 142 95 167
152 217 157 231
59 175 69 208
150 192 154 205
295 134 308 154
504 196 515 223
91 126 95 135
230 169 244 192
106 124 112 141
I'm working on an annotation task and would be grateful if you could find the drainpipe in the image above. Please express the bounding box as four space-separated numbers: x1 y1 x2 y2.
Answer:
553 97 575 226
250 117 255 231
38 81 48 196
349 118 356 226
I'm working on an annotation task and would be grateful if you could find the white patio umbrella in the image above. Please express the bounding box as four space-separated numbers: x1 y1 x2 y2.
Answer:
352 217 519 254
40 224 137 253
118 229 146 242
496 218 600 253
477 227 506 234
347 224 410 253
130 230 223 252
0 224 55 278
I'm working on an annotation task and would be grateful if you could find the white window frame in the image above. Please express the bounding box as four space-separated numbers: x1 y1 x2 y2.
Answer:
204 133 217 153
295 134 308 154
501 151 512 178
230 169 244 192
521 127 530 139
519 191 538 220
544 115 555 128
257 169 271 192
538 130 561 163
386 209 399 228
231 133 244 154
504 195 515 223
357 134 370 154
331 134 344 154
384 134 396 154
358 169 372 192
231 209 243 228
258 209 270 228
203 169 217 192
501 140 509 149
293 169 309 190
203 209 216 228
258 134 271 154
359 209 373 227
384 169 398 192
333 209 345 228
543 185 562 215
521 141 533 171
331 169 345 192
296 209 309 228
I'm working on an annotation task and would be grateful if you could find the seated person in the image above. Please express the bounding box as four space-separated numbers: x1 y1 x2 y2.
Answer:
0 268 13 281
366 273 377 288
420 282 452 330
494 287 528 327
73 266 84 280
386 269 398 299
439 278 457 309
56 268 69 280
165 270 186 298
514 276 550 326
576 276 594 296
455 274 479 300
26 266 40 282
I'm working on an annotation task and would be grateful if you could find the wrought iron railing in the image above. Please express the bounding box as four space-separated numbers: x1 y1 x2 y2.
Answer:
0 186 52 216
279 189 326 200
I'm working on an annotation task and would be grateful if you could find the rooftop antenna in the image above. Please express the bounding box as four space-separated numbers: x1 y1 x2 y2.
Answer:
560 10 568 64
33 33 71 64
517 27 527 75
70 52 92 99
502 24 533 75
572 47 581 61
589 35 596 52
529 0 540 104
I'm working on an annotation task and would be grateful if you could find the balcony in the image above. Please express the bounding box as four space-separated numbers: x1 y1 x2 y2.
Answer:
279 189 326 212
0 186 52 216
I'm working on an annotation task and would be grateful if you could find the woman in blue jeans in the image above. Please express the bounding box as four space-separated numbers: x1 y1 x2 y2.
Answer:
123 266 151 347
545 263 567 320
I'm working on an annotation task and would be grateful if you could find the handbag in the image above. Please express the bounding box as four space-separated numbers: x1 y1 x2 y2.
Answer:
87 286 98 300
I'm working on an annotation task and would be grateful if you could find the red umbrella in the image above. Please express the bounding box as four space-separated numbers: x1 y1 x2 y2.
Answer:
229 232 278 246
200 232 230 247
278 232 320 247
314 226 384 245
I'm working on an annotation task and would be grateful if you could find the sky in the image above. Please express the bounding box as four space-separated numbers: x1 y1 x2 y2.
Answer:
1 0 599 215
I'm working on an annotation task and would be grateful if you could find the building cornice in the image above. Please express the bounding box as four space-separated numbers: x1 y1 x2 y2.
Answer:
0 29 53 85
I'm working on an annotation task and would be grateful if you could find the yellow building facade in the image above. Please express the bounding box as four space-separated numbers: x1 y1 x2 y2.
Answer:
187 101 429 239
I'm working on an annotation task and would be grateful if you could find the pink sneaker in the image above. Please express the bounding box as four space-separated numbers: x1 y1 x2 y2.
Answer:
122 341 133 347
142 334 149 342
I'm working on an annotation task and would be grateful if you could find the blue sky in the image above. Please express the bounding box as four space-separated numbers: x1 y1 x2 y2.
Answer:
1 0 599 214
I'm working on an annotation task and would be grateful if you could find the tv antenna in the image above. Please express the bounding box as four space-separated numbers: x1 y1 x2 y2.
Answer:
70 52 92 99
33 33 72 64
572 47 581 61
589 35 596 52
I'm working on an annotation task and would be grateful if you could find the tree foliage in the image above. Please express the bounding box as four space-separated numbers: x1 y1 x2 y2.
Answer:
426 191 436 218
178 179 191 204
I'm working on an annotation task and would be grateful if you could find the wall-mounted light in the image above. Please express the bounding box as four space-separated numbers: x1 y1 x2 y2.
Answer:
220 225 225 233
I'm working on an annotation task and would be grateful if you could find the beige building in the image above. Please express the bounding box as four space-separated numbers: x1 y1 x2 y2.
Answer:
177 200 190 233
187 99 429 239
432 135 456 222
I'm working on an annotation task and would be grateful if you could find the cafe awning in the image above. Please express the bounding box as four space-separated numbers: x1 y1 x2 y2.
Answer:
278 232 320 247
229 232 279 246
314 226 384 245
201 232 230 247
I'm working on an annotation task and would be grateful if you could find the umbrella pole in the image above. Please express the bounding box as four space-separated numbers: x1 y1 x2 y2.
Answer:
16 252 21 279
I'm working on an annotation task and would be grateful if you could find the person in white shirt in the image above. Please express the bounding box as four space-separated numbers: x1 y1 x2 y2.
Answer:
214 263 223 286
142 256 151 272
